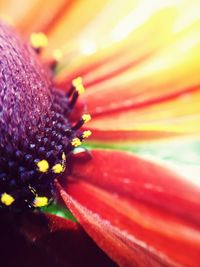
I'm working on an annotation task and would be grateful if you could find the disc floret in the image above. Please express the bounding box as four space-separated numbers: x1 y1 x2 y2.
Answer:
0 22 91 211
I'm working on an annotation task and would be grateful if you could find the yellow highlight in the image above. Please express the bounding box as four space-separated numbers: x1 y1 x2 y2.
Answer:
72 77 82 87
53 49 63 61
0 15 14 26
52 163 64 174
30 32 48 49
62 152 66 161
82 130 92 138
29 186 36 195
71 138 82 147
82 114 91 123
1 193 14 206
37 160 49 173
33 196 48 208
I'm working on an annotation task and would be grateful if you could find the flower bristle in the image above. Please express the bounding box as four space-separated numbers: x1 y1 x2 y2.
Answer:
0 22 91 211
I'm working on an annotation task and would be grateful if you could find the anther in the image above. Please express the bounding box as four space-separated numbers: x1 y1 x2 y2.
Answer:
67 76 85 101
37 160 49 173
33 196 49 208
81 130 92 139
67 77 82 97
71 138 82 147
76 131 92 144
1 193 15 206
72 77 82 87
73 77 85 95
30 32 48 52
52 163 64 174
82 114 91 123
72 114 91 130
76 84 85 95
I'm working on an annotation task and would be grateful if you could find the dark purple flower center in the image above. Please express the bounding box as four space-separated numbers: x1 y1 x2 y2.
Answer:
0 22 90 212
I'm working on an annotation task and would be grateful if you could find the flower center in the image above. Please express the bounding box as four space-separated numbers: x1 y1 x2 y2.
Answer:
0 22 91 211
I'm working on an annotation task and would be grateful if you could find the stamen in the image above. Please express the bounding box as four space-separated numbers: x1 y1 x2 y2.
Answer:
33 196 49 208
82 114 91 123
67 83 75 98
71 138 82 147
1 193 15 206
69 91 79 109
72 77 82 87
76 84 85 95
30 32 48 51
67 77 83 97
68 77 85 109
52 163 64 174
81 130 92 139
37 160 49 173
72 77 85 95
72 113 91 130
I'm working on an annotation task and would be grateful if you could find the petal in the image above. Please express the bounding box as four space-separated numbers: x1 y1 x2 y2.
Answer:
57 149 200 267
0 0 73 35
51 2 200 142
54 1 200 80
81 35 200 141
18 0 73 35
83 88 200 141
44 0 110 57
0 212 116 267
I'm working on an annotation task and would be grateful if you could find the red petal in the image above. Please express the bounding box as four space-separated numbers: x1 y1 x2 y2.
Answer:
57 149 200 267
0 212 116 267
82 88 200 141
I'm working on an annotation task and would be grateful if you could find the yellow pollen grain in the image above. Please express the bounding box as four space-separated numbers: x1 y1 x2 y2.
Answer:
72 77 82 87
30 32 48 49
52 163 64 174
82 130 92 139
1 193 15 206
37 160 49 173
33 196 48 208
71 138 82 147
82 114 91 123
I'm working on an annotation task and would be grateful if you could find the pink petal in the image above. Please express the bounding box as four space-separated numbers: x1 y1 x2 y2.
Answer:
57 149 200 267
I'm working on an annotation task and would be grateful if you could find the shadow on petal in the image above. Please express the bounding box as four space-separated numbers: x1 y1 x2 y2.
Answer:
0 212 117 267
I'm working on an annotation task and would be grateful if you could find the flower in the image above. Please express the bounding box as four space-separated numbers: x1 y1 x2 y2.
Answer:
0 1 200 266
